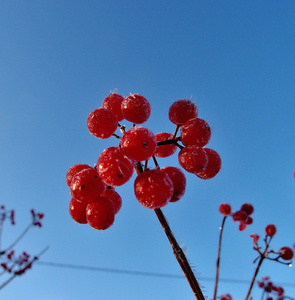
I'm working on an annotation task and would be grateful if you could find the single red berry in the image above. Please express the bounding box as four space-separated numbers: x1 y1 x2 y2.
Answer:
120 126 157 161
180 118 211 147
66 164 92 187
218 203 231 216
87 107 118 139
178 146 208 174
86 197 115 230
239 222 247 231
97 147 134 186
276 286 284 296
265 224 277 237
134 169 173 209
168 99 198 125
101 187 122 214
121 94 151 124
220 294 232 300
69 198 88 224
161 166 186 202
102 92 124 121
154 132 178 158
196 148 221 179
70 168 106 202
233 210 248 222
245 216 253 225
240 203 254 215
279 246 294 260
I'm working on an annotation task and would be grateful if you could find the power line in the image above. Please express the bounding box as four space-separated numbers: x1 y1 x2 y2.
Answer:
35 261 295 287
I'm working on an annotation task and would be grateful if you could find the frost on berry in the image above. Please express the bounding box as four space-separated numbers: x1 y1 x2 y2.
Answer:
168 99 198 125
66 164 92 187
265 224 277 237
120 126 157 162
86 197 115 230
70 167 106 202
121 94 151 124
87 107 118 139
102 92 124 121
218 203 231 216
279 246 294 260
134 169 174 209
178 146 208 174
161 166 186 202
196 148 221 179
69 198 88 224
154 132 177 158
180 118 211 147
101 187 122 214
97 146 134 186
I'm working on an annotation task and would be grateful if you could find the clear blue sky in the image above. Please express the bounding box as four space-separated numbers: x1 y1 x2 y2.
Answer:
1 1 295 299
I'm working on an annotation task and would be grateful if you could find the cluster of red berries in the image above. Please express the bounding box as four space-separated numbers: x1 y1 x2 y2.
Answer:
258 277 285 300
219 202 254 231
66 92 221 230
1 251 32 275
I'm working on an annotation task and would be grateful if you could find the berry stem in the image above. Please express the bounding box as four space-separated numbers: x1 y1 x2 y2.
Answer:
154 208 205 300
213 216 227 300
172 124 180 139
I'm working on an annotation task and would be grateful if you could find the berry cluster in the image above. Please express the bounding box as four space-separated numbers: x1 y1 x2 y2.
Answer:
218 202 254 231
66 92 221 230
258 277 285 300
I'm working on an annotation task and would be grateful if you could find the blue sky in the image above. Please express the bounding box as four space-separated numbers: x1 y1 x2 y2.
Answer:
1 1 295 299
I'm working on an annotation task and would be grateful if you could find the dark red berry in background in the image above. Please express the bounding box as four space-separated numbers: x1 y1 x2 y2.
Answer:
87 107 118 139
66 164 92 187
120 126 157 162
265 224 276 237
154 132 177 158
161 166 186 202
97 146 134 186
180 118 211 147
101 187 122 214
70 168 106 202
178 146 208 174
134 169 173 209
168 99 198 125
69 198 88 224
240 203 254 215
121 94 151 124
102 93 124 121
279 246 294 260
86 197 115 230
218 203 231 216
196 148 221 179
233 210 248 222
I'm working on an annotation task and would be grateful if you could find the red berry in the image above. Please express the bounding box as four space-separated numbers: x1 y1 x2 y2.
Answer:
102 93 124 121
66 164 92 187
120 126 157 161
134 169 173 209
101 187 122 214
70 168 106 202
265 224 277 237
218 203 231 216
180 118 211 147
97 147 134 186
168 99 198 125
196 148 221 179
161 166 186 202
154 132 177 158
121 94 151 124
87 107 118 139
178 146 208 174
86 197 115 230
240 203 254 215
279 246 294 260
69 198 88 224
233 210 248 222
245 216 253 225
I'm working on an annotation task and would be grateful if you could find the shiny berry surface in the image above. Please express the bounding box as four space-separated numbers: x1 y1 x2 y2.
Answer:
101 187 122 214
87 107 118 139
121 94 151 124
196 148 221 179
66 164 92 187
97 146 134 186
134 169 173 209
120 126 157 162
69 198 88 224
154 132 177 158
102 92 125 121
168 99 198 125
